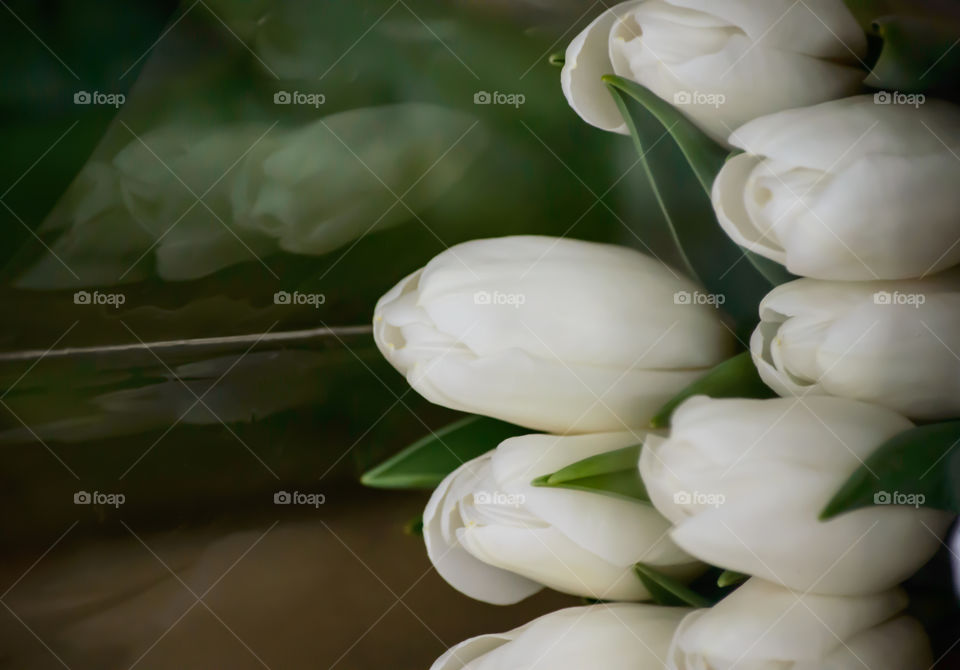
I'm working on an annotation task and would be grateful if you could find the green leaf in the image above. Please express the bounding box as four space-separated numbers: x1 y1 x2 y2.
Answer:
821 421 960 519
548 51 565 67
650 352 776 429
531 444 649 503
633 563 714 608
602 76 772 332
603 75 727 194
360 416 529 489
717 570 748 588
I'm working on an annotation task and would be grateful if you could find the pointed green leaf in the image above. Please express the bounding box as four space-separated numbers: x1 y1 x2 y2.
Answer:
633 563 714 608
603 75 728 194
717 570 748 588
650 352 776 428
602 77 772 331
531 444 649 503
361 416 529 489
821 421 960 519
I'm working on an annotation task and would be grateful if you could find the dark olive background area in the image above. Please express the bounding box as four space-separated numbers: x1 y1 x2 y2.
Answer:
0 1 621 667
0 485 579 669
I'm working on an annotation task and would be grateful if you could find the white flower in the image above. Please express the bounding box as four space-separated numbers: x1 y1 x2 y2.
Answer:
561 0 866 143
373 236 734 434
231 103 481 255
18 104 480 286
713 95 960 279
751 272 960 419
424 431 702 605
639 396 953 595
668 578 932 670
431 603 690 670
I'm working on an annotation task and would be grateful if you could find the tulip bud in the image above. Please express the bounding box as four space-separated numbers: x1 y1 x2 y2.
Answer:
18 104 480 286
432 603 690 670
751 273 960 419
639 396 953 595
424 431 702 605
562 0 866 143
668 579 932 670
713 95 960 279
373 236 734 434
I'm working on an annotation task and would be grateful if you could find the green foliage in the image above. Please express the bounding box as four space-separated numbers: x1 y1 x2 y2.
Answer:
650 353 776 429
361 416 529 489
602 76 774 333
821 421 960 519
531 444 648 503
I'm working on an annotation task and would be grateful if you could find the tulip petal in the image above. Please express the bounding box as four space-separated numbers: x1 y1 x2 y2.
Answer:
561 2 641 134
423 458 543 605
669 579 911 665
712 153 788 263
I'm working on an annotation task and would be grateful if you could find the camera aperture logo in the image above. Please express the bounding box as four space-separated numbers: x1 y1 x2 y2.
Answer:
274 490 326 508
274 290 326 308
674 290 725 308
873 291 925 308
474 90 525 109
473 290 526 308
673 90 725 109
874 490 926 508
274 90 326 108
673 490 725 508
74 490 125 508
74 90 125 108
74 290 126 308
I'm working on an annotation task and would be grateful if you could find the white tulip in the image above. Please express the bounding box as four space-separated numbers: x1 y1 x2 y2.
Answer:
668 578 932 670
714 95 960 279
752 272 960 419
424 431 702 605
18 104 480 286
431 603 690 670
373 236 734 434
639 396 953 595
562 0 866 143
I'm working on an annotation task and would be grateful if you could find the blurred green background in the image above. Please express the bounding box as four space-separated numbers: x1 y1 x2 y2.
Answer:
0 1 673 667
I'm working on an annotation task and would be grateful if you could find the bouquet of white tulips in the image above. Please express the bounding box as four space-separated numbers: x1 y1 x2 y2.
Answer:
360 1 960 667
